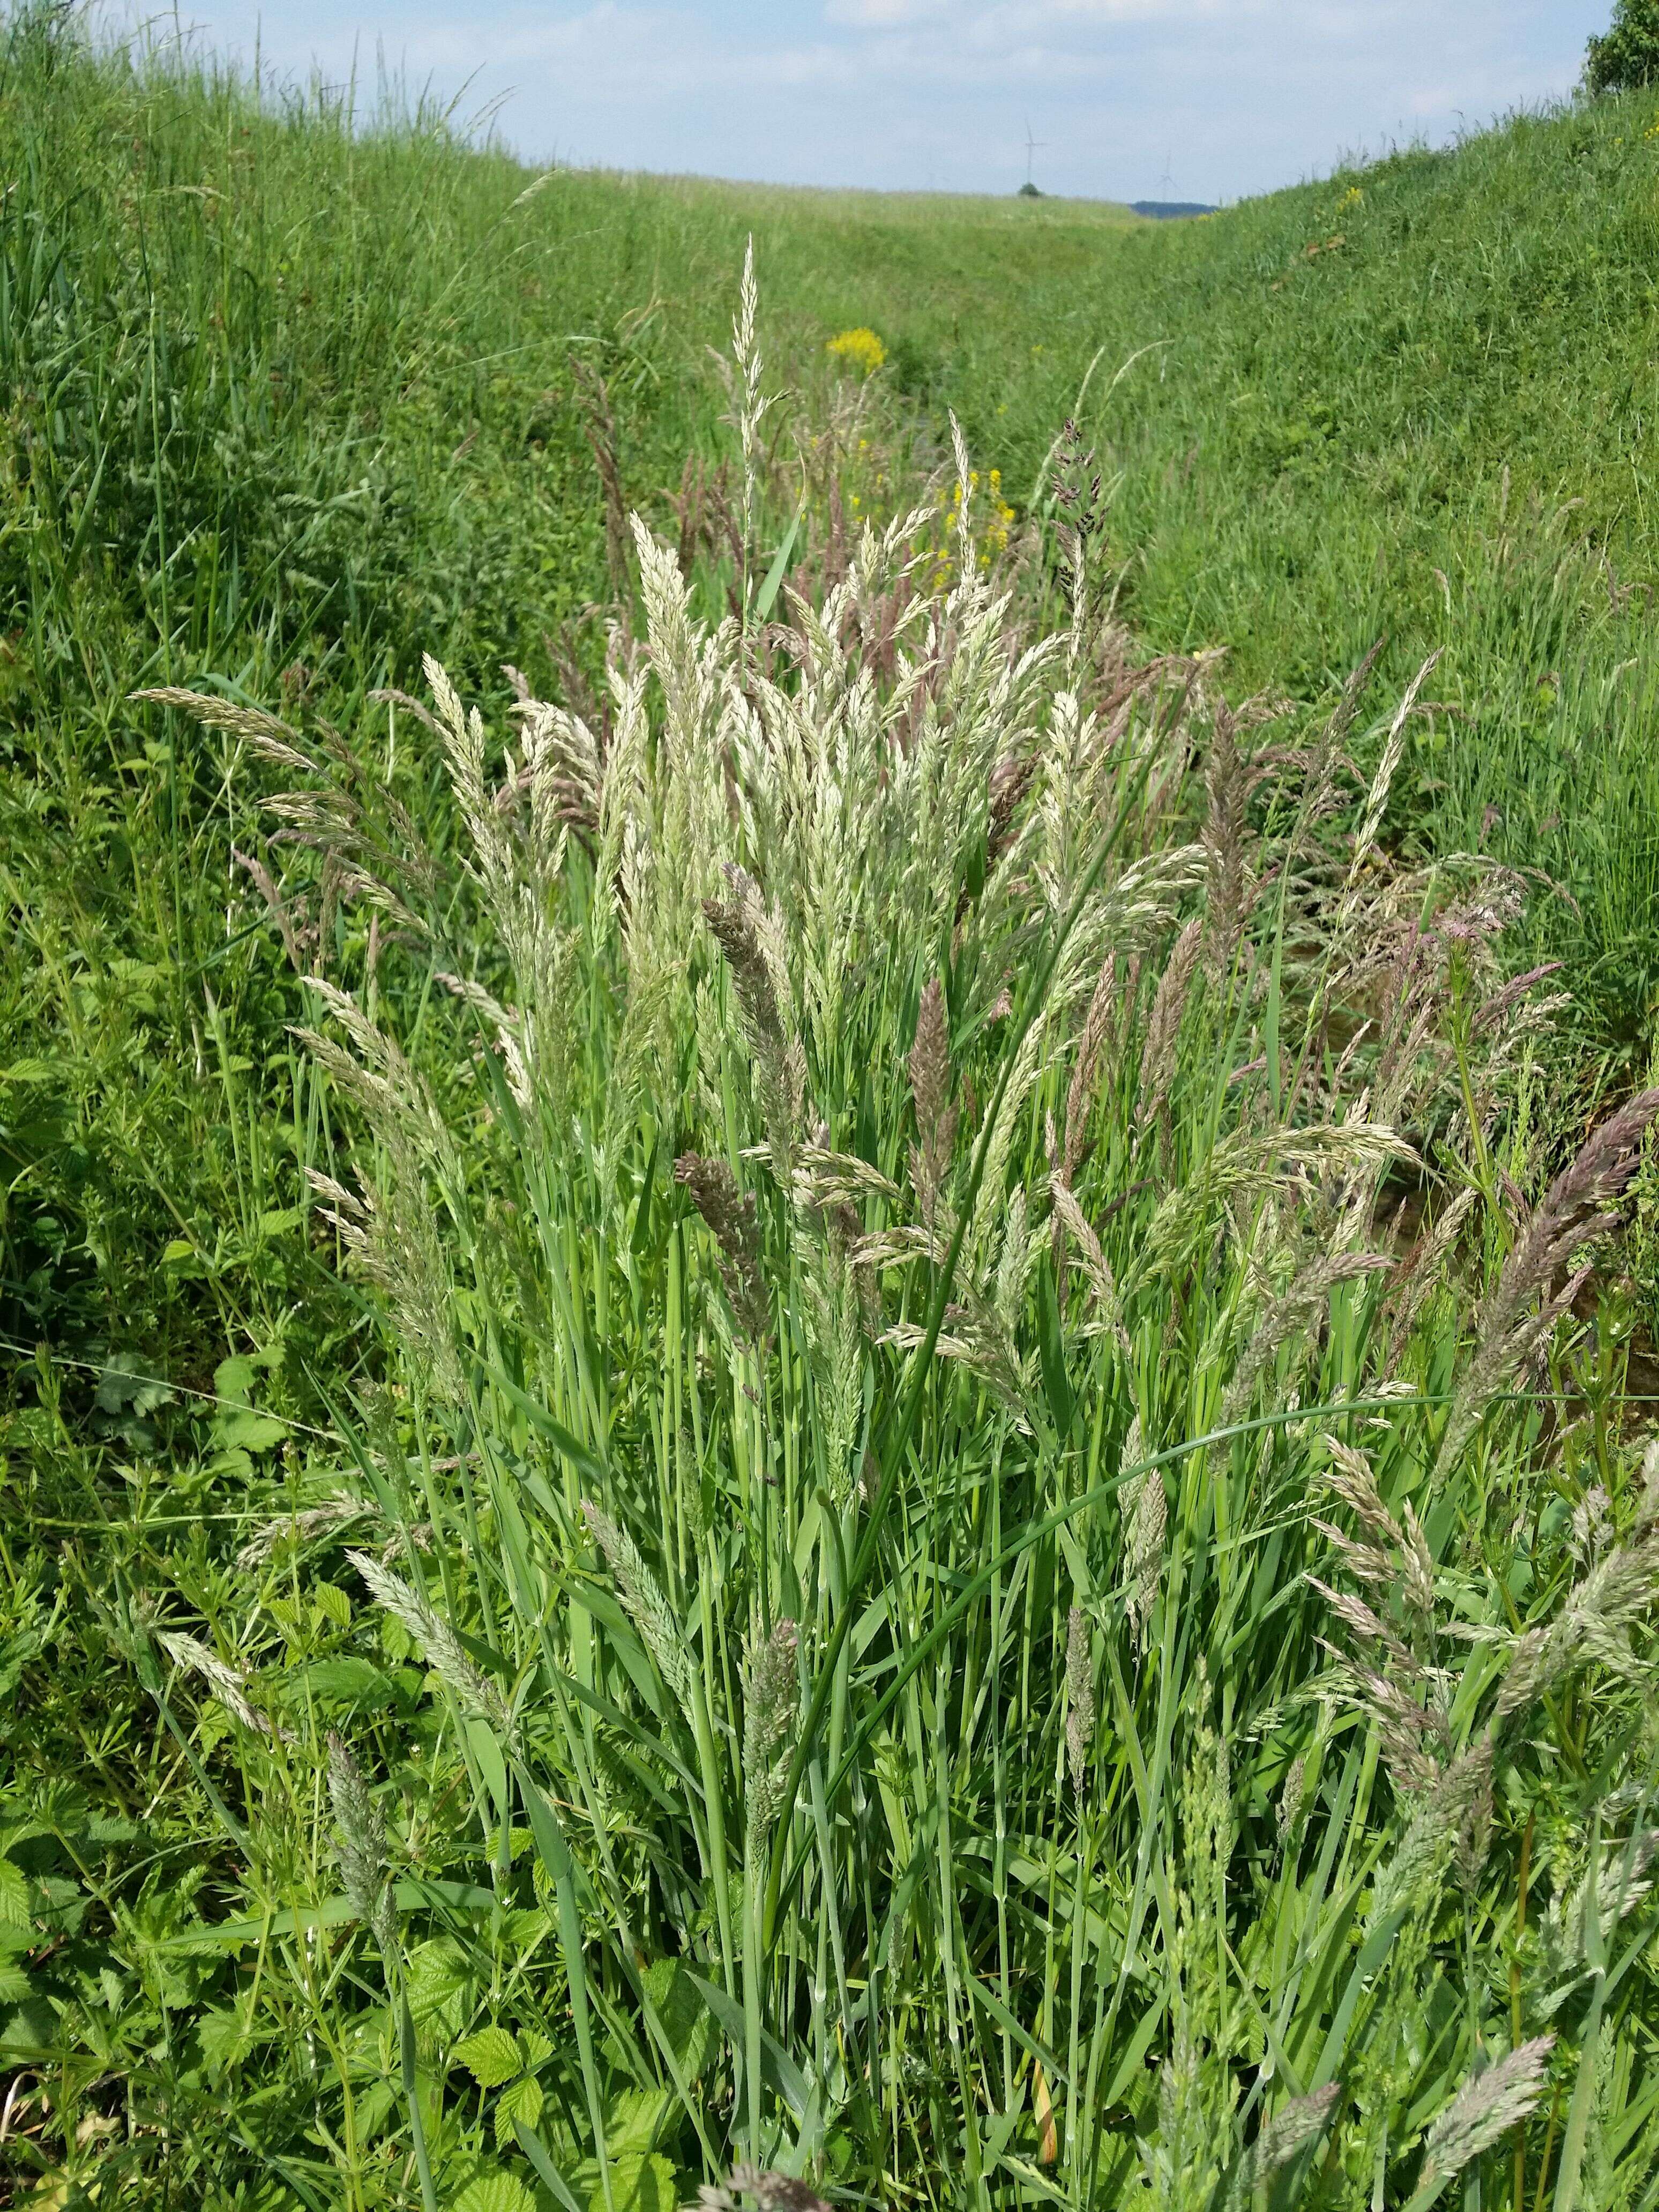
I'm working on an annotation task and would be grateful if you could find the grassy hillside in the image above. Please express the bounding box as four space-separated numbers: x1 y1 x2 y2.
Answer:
7 11 1659 2209
10 13 1659 1393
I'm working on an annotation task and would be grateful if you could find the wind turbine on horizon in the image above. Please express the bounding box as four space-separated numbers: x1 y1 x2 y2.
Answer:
1024 117 1047 190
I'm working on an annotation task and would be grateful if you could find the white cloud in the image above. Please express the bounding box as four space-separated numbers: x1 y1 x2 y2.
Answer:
824 0 948 25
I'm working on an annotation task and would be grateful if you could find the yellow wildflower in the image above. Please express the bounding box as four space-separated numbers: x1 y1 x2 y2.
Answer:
926 465 1017 581
826 327 886 375
1336 184 1364 211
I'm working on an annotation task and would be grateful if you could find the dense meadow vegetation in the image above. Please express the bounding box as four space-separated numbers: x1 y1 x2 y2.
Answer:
5 9 1659 2207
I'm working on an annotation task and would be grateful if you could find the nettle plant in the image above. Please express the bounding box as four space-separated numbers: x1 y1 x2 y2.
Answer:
136 270 1659 2211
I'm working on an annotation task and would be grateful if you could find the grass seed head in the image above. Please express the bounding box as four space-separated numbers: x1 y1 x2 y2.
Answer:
1415 2036 1555 2201
348 1550 510 1739
908 976 956 1219
1064 1605 1095 1795
742 1617 800 1836
674 1152 773 1351
1120 1434 1166 1656
326 1731 398 1953
156 1630 274 1740
1435 1085 1659 1484
581 1500 691 1703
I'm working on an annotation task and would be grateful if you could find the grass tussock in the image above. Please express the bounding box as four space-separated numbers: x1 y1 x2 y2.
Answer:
9 269 1659 2207
4 12 1659 2210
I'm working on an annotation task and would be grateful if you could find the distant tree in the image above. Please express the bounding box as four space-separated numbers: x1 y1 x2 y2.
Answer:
1585 0 1659 94
1017 180 1042 198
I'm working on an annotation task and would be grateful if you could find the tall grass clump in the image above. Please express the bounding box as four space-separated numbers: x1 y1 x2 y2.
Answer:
24 276 1654 2209
8 7 1659 1488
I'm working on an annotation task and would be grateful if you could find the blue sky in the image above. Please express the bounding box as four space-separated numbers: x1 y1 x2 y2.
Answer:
170 2 1613 203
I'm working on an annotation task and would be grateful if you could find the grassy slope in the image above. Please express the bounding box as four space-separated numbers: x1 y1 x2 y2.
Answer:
2 24 1656 1445
716 117 1659 1038
5 21 1659 2210
0 40 1176 1396
2 12 1654 1520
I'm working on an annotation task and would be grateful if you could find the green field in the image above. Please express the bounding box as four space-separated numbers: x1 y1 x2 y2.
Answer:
6 9 1659 2209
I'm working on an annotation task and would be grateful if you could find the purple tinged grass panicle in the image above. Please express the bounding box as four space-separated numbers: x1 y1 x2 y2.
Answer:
702 863 804 1180
1384 1184 1479 1368
1433 1085 1659 1484
908 977 956 1226
1200 698 1253 965
674 1153 773 1352
703 870 784 1058
985 749 1037 881
1060 952 1121 1195
1137 916 1205 1150
232 843 311 975
1219 1250 1393 1426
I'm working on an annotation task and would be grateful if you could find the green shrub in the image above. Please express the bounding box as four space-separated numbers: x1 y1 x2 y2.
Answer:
1585 0 1659 93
